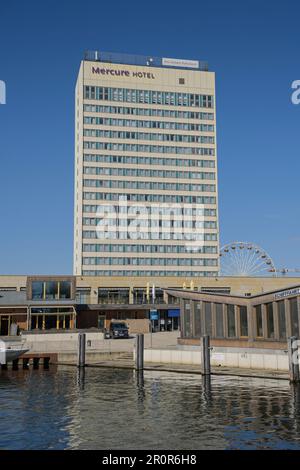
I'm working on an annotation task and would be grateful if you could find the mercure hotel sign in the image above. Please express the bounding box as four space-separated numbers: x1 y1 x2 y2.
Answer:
92 66 155 79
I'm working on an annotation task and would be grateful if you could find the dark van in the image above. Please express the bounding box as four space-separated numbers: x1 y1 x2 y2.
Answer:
105 321 129 339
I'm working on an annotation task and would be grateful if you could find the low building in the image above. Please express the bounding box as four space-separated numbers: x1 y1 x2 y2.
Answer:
165 285 300 349
0 274 300 337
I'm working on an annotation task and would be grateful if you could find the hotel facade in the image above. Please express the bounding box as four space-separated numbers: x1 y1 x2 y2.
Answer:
74 51 219 277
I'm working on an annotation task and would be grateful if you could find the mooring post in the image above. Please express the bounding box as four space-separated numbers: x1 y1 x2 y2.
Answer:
201 335 211 375
78 332 86 368
135 334 144 370
288 336 300 383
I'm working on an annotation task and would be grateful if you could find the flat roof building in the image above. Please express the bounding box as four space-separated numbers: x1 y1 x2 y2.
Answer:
1 274 300 340
74 51 219 277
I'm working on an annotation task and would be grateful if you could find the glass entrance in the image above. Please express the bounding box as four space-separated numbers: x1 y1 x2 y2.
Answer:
0 316 9 336
98 315 105 331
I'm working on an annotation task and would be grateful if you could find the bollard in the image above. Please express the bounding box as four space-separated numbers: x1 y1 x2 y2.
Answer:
23 358 29 369
135 334 144 370
78 332 86 368
288 336 300 383
33 357 40 369
43 357 50 369
201 335 211 375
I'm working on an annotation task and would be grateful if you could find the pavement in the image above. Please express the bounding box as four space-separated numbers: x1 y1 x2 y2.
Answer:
97 330 180 353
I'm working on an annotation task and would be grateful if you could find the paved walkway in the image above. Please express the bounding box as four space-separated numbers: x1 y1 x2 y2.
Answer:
97 330 180 353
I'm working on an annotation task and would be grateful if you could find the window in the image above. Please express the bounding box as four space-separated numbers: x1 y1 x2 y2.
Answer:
98 288 129 304
45 281 58 300
32 281 43 300
183 300 192 337
30 279 72 300
255 305 263 337
215 303 224 338
59 281 71 299
179 78 185 85
266 303 274 339
76 288 91 304
204 302 212 335
277 300 286 340
194 302 202 337
290 298 299 337
226 304 236 337
239 306 248 337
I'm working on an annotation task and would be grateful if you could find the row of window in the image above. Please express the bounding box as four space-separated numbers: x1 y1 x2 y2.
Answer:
182 298 300 341
82 244 218 254
254 301 299 339
83 154 216 168
183 302 248 339
83 167 215 180
83 104 214 120
84 141 215 156
82 217 217 229
31 281 72 300
82 270 218 277
82 205 216 217
83 192 217 204
84 116 214 132
97 288 165 305
84 179 216 192
83 129 215 144
84 86 214 108
83 257 218 266
82 229 218 241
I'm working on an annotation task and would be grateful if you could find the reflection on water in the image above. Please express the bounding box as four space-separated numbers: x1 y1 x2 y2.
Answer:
0 366 300 450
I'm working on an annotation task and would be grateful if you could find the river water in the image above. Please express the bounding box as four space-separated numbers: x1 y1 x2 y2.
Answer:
0 366 300 450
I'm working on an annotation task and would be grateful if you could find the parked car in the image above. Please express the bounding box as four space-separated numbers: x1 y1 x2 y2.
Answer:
104 321 129 339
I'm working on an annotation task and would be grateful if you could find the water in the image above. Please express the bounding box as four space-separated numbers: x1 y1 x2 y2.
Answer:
0 366 300 450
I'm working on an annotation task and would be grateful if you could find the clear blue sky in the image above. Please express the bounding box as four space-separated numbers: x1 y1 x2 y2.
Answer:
0 0 299 275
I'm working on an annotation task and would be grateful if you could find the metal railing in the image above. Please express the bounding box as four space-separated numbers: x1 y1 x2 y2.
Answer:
84 50 209 71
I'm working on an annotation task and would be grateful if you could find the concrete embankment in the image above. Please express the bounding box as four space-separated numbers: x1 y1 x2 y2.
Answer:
15 331 293 380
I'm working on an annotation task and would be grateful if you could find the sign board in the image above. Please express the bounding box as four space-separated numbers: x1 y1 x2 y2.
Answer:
150 309 159 321
168 309 180 318
274 288 300 300
162 57 199 69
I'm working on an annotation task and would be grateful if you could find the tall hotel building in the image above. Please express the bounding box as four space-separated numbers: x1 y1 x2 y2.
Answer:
74 51 219 277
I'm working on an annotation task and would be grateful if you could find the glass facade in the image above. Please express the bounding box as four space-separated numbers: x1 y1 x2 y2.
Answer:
30 280 72 300
177 290 300 344
98 288 130 304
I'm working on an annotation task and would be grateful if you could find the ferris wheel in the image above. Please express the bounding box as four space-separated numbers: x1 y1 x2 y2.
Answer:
219 241 277 277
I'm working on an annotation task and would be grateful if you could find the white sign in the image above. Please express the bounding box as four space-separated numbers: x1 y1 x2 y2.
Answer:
274 288 300 300
162 57 199 69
